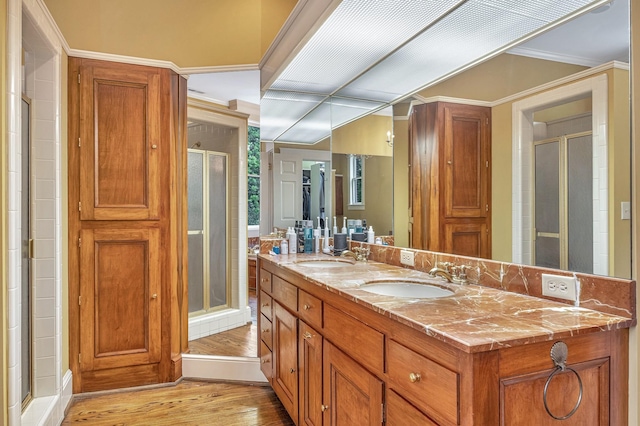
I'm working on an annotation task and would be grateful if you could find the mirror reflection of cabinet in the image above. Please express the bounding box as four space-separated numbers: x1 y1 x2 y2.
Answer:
410 102 491 258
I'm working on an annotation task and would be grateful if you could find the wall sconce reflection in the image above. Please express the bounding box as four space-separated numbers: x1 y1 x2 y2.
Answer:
386 131 394 147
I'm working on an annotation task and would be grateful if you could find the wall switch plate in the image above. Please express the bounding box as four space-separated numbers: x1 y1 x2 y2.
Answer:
400 250 415 267
621 201 631 220
542 273 578 302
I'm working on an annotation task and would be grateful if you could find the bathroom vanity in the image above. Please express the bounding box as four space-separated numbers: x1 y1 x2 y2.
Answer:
257 253 632 425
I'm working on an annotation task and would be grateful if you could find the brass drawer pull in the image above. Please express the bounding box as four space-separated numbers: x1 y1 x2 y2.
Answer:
321 405 330 412
409 372 421 383
151 293 158 299
261 303 269 307
262 329 270 333
261 278 269 282
303 304 311 310
262 358 270 364
303 332 313 339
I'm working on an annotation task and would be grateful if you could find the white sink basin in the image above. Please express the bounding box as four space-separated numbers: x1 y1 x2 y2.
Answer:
360 282 454 298
295 259 354 268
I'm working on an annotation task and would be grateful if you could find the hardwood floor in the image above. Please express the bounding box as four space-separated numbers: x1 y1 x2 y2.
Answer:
188 290 258 357
62 380 295 425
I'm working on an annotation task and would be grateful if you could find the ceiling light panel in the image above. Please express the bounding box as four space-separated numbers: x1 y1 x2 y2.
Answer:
274 102 332 144
330 97 386 130
260 90 326 141
270 0 464 95
336 0 600 102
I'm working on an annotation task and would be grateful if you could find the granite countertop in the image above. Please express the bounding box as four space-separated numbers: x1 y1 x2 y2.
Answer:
259 253 633 353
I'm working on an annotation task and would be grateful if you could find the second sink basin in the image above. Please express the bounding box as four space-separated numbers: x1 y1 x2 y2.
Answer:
294 259 355 268
360 281 454 299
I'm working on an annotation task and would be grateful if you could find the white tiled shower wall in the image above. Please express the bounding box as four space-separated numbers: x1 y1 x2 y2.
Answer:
8 0 69 424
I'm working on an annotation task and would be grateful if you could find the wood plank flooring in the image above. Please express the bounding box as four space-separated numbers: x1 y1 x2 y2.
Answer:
188 290 258 357
62 380 295 426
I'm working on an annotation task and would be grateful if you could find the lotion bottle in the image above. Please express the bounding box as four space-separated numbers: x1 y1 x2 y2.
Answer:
367 226 375 243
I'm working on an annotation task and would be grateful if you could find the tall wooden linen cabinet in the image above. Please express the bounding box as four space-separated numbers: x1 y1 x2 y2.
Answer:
68 58 188 392
409 102 491 258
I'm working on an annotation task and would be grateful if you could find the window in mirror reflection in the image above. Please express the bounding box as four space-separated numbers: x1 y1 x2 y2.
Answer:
349 154 365 209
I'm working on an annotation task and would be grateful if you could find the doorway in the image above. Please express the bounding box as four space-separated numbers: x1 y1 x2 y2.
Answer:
21 95 32 409
532 112 593 273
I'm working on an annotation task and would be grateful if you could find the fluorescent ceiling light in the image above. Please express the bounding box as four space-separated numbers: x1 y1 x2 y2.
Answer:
261 0 607 144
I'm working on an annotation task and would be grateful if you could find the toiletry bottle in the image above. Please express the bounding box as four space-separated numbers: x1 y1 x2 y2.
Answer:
281 238 288 255
304 224 313 253
289 227 296 254
367 226 375 243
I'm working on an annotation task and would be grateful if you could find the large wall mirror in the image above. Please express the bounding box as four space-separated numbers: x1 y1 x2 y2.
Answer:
262 0 631 279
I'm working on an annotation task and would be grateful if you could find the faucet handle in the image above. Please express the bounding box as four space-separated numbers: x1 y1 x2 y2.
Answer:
439 262 454 272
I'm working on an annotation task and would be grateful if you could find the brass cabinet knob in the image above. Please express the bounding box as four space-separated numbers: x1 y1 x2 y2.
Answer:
409 372 421 383
261 303 269 307
290 368 296 374
303 304 311 310
152 144 158 149
261 358 270 364
261 278 269 282
321 405 330 412
262 329 270 333
303 332 313 339
152 293 158 299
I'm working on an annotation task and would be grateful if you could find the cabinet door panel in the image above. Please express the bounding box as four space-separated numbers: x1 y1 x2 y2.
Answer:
79 65 160 220
501 358 609 425
442 103 489 219
386 390 437 426
299 322 322 426
79 227 161 371
273 302 299 421
444 222 488 258
323 341 383 426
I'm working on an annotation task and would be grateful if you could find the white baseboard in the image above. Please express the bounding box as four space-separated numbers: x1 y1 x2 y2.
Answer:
182 355 268 383
21 369 72 426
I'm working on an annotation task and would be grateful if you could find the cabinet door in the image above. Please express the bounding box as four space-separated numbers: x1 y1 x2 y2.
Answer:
323 341 383 426
441 103 490 219
443 221 488 259
273 302 299 421
79 63 161 220
299 321 323 426
501 358 609 425
79 227 161 371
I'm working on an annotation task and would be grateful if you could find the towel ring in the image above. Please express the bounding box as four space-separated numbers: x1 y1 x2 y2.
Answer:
543 341 583 420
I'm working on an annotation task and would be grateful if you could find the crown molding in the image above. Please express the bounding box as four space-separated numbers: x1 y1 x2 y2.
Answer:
412 95 493 108
507 46 610 68
188 97 250 120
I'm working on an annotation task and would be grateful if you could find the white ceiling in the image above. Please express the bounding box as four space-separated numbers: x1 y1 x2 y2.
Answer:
186 0 629 117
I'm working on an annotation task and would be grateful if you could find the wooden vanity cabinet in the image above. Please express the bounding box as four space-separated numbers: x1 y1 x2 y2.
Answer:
257 260 628 426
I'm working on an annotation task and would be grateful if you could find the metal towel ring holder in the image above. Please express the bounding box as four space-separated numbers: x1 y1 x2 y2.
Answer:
543 341 583 421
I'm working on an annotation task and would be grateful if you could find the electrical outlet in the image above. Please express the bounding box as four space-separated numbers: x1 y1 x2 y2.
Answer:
542 273 578 302
400 250 415 267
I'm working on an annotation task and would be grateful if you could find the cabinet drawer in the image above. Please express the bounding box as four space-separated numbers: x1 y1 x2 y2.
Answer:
260 291 273 321
388 340 459 425
272 276 297 312
298 290 322 329
387 390 438 426
260 340 273 383
323 304 384 375
260 314 273 350
259 269 272 293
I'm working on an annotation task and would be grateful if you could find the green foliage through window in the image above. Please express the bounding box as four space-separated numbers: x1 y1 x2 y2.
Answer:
248 126 260 226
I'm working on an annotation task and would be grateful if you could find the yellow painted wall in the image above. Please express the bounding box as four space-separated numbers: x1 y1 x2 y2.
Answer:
1 0 7 420
393 118 409 247
332 114 393 157
332 154 393 235
533 98 592 123
417 53 586 102
261 0 297 56
43 0 296 68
